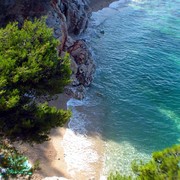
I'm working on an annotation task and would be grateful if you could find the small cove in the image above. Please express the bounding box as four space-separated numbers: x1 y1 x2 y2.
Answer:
63 0 180 178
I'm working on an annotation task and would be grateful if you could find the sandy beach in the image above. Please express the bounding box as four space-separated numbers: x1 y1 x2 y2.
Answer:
14 0 116 179
14 93 71 180
15 92 105 180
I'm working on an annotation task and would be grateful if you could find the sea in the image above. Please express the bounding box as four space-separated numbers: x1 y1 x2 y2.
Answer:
62 0 180 178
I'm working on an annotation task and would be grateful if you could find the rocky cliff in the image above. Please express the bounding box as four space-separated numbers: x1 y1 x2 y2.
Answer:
0 0 95 99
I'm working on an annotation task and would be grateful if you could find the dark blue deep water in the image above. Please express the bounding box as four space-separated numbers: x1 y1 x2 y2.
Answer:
69 0 180 175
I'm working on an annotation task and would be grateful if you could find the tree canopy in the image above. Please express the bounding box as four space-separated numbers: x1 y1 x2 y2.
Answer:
108 145 180 180
0 18 71 142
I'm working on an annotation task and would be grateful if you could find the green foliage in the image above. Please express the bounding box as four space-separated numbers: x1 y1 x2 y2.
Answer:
108 145 180 180
132 145 180 180
108 172 132 180
0 18 71 142
0 139 33 178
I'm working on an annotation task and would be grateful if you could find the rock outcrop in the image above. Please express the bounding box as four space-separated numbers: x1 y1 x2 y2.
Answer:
0 0 95 99
65 39 95 99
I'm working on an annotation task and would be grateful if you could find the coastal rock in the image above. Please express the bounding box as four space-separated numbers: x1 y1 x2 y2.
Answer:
0 0 90 36
63 38 95 100
62 0 90 35
68 39 95 89
0 0 49 27
65 85 86 100
70 57 78 75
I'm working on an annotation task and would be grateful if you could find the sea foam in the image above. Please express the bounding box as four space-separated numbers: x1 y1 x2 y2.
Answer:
90 0 131 27
62 98 100 177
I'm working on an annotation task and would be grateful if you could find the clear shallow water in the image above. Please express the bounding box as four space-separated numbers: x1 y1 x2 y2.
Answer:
64 0 180 177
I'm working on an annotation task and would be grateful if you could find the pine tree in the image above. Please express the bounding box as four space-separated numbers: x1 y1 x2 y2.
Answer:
0 18 71 142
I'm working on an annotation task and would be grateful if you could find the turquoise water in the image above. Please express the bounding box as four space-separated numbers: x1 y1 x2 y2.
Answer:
65 0 180 177
87 0 180 175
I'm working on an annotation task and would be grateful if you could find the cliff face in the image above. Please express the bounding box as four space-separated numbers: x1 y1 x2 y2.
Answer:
60 0 90 35
0 0 95 99
0 0 90 35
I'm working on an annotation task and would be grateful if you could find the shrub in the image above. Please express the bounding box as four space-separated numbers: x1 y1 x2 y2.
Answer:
0 18 71 142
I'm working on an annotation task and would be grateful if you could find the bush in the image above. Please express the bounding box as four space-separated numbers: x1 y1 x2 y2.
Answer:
0 18 71 142
108 172 132 180
132 145 180 179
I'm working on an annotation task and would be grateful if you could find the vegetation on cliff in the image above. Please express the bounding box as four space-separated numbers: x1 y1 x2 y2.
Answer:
0 18 71 143
108 145 180 180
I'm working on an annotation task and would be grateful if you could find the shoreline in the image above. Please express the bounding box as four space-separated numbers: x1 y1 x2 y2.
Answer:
62 103 106 180
16 0 117 179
